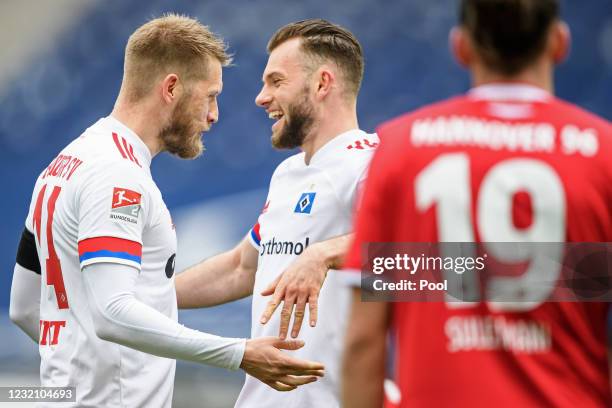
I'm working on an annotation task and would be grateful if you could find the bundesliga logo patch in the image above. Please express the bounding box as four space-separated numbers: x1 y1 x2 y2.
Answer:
294 192 316 214
110 187 141 224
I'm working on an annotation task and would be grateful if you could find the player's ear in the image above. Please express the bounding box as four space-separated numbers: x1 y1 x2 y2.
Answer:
550 20 571 65
314 66 334 101
450 26 472 68
161 74 181 104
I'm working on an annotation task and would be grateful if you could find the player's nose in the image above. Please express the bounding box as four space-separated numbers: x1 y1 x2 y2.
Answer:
255 87 271 107
207 107 218 124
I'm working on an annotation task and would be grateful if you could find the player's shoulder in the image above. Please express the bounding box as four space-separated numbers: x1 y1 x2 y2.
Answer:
71 150 150 196
333 130 379 172
314 131 378 197
374 96 468 158
546 97 612 160
342 130 380 156
309 128 378 174
74 119 149 177
377 95 467 137
548 97 611 131
84 120 145 162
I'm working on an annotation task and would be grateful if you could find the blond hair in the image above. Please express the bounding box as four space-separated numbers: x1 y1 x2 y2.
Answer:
123 13 231 101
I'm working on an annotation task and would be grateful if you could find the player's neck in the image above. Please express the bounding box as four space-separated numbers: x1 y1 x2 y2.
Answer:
301 107 358 165
471 60 554 93
111 101 163 158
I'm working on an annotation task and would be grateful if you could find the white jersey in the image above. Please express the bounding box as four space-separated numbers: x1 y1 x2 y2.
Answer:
24 116 177 407
235 129 379 408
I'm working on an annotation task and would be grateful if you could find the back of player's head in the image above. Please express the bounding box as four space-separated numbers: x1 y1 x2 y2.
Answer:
267 19 364 99
123 13 231 102
459 0 560 75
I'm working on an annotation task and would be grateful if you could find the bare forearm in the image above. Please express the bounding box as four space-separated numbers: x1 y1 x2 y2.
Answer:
314 233 353 270
176 248 254 308
342 337 386 407
342 288 387 408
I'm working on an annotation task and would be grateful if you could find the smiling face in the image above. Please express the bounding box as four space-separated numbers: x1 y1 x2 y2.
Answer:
159 59 223 159
255 38 316 149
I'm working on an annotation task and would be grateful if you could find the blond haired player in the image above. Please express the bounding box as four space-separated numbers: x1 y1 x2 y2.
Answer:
9 14 323 407
177 19 377 407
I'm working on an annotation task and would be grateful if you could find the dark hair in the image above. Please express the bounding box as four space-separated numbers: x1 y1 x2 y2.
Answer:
460 0 560 75
268 19 364 97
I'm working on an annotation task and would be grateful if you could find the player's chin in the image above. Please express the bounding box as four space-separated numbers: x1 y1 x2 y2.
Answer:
188 138 205 159
270 128 287 149
172 137 204 159
270 131 279 146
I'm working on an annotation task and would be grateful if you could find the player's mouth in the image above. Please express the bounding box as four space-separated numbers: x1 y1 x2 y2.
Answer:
268 110 284 131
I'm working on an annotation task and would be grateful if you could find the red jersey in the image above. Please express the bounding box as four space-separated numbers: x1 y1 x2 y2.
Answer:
345 84 612 407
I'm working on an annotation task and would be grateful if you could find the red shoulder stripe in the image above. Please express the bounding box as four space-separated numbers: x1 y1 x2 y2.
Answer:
128 144 141 167
113 133 142 167
112 133 128 159
121 137 141 167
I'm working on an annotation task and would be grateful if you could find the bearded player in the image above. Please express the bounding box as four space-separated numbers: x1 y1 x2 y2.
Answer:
342 0 612 407
177 19 377 407
8 14 324 407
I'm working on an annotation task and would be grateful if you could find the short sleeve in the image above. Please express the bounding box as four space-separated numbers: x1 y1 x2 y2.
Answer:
247 222 261 250
329 133 379 215
24 175 45 235
350 166 370 213
76 162 151 271
247 169 279 251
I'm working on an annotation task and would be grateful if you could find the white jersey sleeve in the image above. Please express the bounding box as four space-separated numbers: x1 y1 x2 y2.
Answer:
23 174 45 235
247 159 290 251
76 160 150 271
326 132 379 215
9 263 41 342
83 262 246 370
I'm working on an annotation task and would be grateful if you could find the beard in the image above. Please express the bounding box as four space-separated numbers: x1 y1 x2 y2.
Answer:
271 90 315 150
159 93 206 159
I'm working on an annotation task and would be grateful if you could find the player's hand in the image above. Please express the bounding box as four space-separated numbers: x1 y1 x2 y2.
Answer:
259 244 328 339
240 337 324 391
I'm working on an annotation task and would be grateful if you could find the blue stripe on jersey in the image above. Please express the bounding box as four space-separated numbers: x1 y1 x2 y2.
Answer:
79 250 141 264
250 228 261 246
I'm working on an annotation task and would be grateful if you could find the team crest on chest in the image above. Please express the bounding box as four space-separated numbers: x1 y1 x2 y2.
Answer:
294 192 316 214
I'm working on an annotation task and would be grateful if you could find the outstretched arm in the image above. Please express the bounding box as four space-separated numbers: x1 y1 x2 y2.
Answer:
176 236 258 308
260 233 353 338
84 262 323 391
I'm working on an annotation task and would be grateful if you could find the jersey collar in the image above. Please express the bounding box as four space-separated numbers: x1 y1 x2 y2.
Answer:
468 83 551 102
308 128 367 166
105 115 153 168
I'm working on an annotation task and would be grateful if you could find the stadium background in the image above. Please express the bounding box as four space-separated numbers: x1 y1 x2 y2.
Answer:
0 0 610 406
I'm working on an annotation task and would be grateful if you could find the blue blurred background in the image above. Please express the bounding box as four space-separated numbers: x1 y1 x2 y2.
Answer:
1 0 610 406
